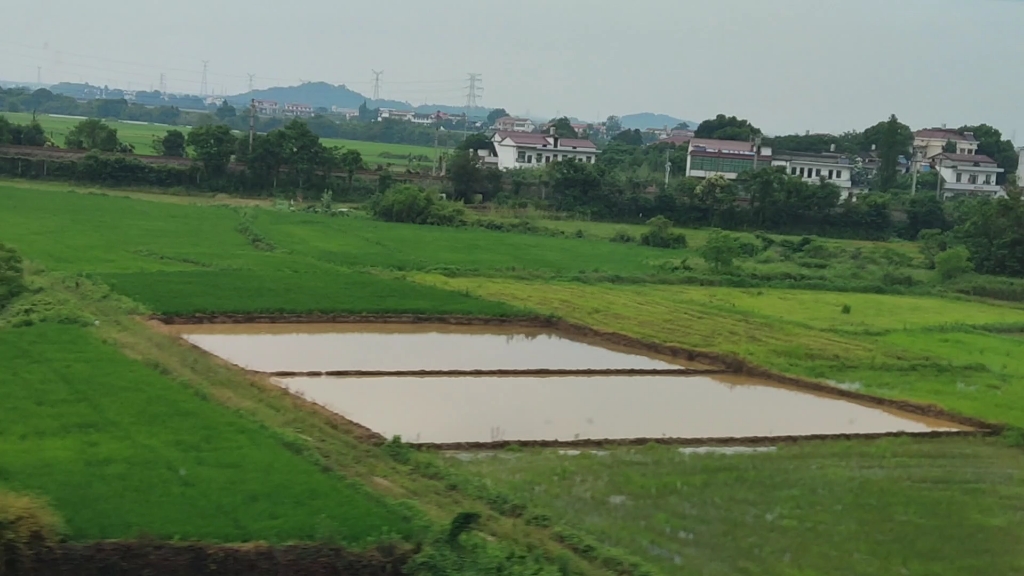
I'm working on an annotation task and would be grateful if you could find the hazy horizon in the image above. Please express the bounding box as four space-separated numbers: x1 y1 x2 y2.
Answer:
3 0 1022 137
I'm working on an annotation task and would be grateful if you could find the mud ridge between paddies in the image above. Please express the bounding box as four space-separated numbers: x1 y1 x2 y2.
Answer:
264 368 729 378
152 314 1004 436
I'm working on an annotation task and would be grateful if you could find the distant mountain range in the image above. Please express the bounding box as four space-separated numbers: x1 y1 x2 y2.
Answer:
620 113 694 131
227 82 492 118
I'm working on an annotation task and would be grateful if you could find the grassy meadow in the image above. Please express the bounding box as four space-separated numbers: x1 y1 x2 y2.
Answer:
4 178 1024 574
0 323 418 543
1 112 435 168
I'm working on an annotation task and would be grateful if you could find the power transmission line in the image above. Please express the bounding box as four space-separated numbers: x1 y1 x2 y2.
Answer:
200 60 209 96
465 73 482 109
159 73 166 94
371 70 383 100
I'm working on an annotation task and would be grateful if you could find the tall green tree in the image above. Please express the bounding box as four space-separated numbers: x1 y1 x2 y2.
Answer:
485 108 509 126
943 140 958 153
958 124 1018 181
215 101 237 121
338 148 364 185
877 114 905 192
604 115 623 136
187 124 236 176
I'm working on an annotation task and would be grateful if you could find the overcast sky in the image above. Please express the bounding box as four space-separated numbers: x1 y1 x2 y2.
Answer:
3 0 1022 137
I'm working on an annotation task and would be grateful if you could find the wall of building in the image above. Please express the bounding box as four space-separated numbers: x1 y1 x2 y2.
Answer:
494 144 595 170
915 138 978 159
774 160 853 188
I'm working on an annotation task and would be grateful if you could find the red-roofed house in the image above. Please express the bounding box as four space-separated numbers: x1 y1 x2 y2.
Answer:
914 128 979 161
490 131 598 170
686 138 772 179
933 153 1005 198
493 116 536 133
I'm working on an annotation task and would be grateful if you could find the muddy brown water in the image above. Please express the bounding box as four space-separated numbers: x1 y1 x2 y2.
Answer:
171 323 701 372
272 374 965 444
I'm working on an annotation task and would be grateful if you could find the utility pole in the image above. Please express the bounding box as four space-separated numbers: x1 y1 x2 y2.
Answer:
665 149 672 187
247 73 255 93
371 70 383 101
159 73 167 94
200 60 209 96
910 150 921 195
249 99 256 153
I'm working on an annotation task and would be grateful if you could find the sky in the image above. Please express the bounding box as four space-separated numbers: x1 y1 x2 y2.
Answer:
3 0 1023 137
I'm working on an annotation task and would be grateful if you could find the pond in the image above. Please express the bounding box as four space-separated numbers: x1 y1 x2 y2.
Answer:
171 323 697 372
273 374 964 444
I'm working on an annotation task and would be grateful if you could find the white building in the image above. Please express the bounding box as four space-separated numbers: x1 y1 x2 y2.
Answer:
489 131 598 170
492 116 536 133
934 153 1004 198
686 138 772 179
378 108 415 122
282 103 314 117
914 128 979 162
771 151 853 189
254 99 280 116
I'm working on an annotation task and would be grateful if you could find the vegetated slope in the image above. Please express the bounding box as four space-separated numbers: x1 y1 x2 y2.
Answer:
421 277 1024 427
0 323 419 542
452 439 1024 576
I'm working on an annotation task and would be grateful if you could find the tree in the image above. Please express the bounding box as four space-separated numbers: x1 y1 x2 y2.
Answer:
11 120 47 146
357 101 376 122
486 108 509 126
958 124 1019 182
700 229 743 269
448 150 486 202
956 195 1024 277
610 129 644 147
695 114 761 141
917 229 950 269
943 139 958 153
877 114 905 192
640 216 688 249
457 132 492 152
65 118 122 152
862 117 912 155
215 101 237 121
187 124 236 176
673 122 691 131
338 148 363 185
547 117 578 138
153 129 186 157
605 115 623 136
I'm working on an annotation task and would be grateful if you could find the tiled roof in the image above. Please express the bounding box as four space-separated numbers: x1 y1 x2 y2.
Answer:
557 138 597 149
494 131 597 150
689 138 756 153
935 153 997 165
915 129 977 143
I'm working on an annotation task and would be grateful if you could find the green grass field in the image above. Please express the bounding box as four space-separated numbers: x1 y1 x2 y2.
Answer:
1 112 435 168
452 439 1024 576
103 269 523 316
4 179 1024 574
0 323 418 542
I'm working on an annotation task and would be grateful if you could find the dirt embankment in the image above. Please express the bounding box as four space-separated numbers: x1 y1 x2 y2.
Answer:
269 368 728 378
7 541 412 576
155 313 1004 439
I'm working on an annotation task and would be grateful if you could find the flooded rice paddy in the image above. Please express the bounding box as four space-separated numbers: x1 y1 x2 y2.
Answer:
170 323 966 443
273 374 961 443
172 323 692 372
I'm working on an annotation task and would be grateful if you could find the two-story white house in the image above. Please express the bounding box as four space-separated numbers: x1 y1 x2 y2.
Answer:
492 116 536 133
914 128 979 162
934 153 1005 198
686 139 772 179
771 151 854 190
489 131 598 170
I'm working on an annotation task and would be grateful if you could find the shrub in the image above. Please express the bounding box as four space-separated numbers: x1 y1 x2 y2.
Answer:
700 229 743 270
841 304 852 315
936 246 973 281
0 490 65 570
368 185 466 227
610 229 637 243
640 216 688 249
0 243 26 310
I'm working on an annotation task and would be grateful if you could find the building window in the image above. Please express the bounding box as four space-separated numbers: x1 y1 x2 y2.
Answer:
545 156 551 163
536 153 543 163
815 168 821 177
828 169 834 179
968 174 978 184
984 174 992 185
799 167 805 177
836 170 842 179
586 156 593 163
517 150 527 163
526 155 533 164
956 172 963 183
791 167 797 176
